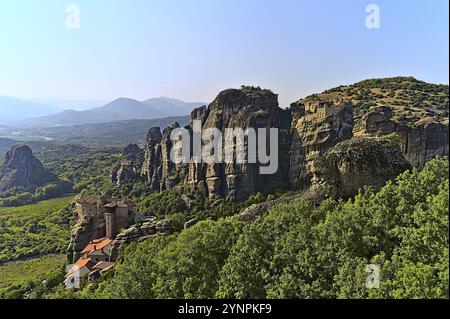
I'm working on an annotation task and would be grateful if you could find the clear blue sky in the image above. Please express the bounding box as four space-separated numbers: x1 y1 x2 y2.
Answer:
0 0 448 106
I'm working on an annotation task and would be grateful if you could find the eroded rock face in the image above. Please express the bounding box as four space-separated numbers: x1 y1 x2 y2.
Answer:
303 137 412 203
136 86 447 203
141 127 163 191
288 100 354 187
0 144 50 192
140 123 188 192
67 217 102 263
187 86 290 201
122 144 141 157
112 144 144 186
398 123 449 167
140 86 291 201
354 108 449 167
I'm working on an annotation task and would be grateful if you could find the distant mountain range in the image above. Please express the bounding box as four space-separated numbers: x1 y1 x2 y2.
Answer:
30 99 109 111
0 96 206 126
0 96 62 124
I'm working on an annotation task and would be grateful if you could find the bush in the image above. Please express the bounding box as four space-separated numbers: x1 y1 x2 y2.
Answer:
217 158 449 299
96 219 244 299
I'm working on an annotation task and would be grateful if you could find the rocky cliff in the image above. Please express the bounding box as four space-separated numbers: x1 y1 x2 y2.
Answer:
140 86 291 201
288 99 354 187
133 80 448 203
300 77 449 169
112 144 144 186
353 107 449 167
0 144 51 192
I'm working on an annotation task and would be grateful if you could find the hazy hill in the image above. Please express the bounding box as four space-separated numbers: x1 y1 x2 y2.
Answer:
22 97 205 126
143 97 206 116
23 109 124 126
31 99 109 111
299 76 449 126
0 97 61 124
92 97 168 120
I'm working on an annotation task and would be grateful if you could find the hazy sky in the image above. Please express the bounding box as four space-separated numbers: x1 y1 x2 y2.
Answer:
0 0 448 107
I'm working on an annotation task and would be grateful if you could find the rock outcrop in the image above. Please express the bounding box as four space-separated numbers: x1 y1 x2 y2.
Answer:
140 123 188 192
141 127 163 191
109 219 172 260
140 86 291 201
303 136 412 203
0 144 51 192
354 108 449 167
186 86 291 201
288 99 354 187
112 144 144 186
134 84 447 203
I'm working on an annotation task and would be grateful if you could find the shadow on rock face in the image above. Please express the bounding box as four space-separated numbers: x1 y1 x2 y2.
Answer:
302 136 412 204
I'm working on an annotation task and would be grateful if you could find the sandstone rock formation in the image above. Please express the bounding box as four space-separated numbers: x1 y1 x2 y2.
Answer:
354 107 449 167
141 126 163 191
112 144 144 186
136 85 448 203
186 86 291 201
288 99 354 187
0 144 51 192
303 136 412 203
140 86 291 201
140 123 188 192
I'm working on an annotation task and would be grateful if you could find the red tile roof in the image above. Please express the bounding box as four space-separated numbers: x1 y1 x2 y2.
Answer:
81 237 113 254
66 258 96 276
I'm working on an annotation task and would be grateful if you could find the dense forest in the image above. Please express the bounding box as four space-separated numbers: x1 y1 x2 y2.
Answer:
42 158 448 299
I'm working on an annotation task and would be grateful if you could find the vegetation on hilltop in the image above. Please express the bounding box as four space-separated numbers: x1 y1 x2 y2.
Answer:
300 77 449 126
35 145 122 196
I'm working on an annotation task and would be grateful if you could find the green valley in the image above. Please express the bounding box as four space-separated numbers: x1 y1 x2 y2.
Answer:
0 196 75 264
0 254 65 291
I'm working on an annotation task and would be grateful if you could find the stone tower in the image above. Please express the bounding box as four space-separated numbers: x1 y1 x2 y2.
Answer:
105 212 115 239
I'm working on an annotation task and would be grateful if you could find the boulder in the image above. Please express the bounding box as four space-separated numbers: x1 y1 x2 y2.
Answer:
0 144 52 192
304 136 412 202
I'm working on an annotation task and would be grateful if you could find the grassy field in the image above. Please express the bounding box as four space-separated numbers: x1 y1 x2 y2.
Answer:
0 254 65 289
0 196 75 264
